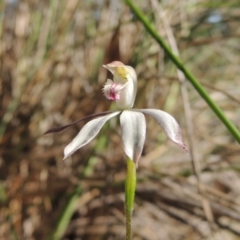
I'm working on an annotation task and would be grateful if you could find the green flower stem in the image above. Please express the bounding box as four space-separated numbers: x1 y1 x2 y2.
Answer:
125 158 137 240
124 0 240 143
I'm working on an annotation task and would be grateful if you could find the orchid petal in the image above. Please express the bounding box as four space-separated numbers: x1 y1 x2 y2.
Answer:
64 111 120 159
44 111 114 134
120 110 146 166
136 109 188 151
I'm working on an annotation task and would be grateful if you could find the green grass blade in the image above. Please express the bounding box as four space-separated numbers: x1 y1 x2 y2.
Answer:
124 0 240 143
49 187 82 240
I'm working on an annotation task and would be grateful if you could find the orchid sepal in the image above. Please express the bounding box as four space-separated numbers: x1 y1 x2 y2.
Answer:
63 111 121 159
120 110 146 167
134 109 188 152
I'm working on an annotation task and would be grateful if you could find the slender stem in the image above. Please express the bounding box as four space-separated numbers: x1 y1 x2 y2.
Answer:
124 0 240 143
125 158 136 240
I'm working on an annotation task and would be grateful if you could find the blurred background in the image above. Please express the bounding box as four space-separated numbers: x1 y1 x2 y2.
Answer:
1 0 240 239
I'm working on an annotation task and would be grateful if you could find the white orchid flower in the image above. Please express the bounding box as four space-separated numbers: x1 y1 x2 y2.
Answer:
45 61 188 166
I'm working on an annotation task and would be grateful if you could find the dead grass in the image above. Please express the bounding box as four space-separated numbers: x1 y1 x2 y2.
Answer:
0 0 240 239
